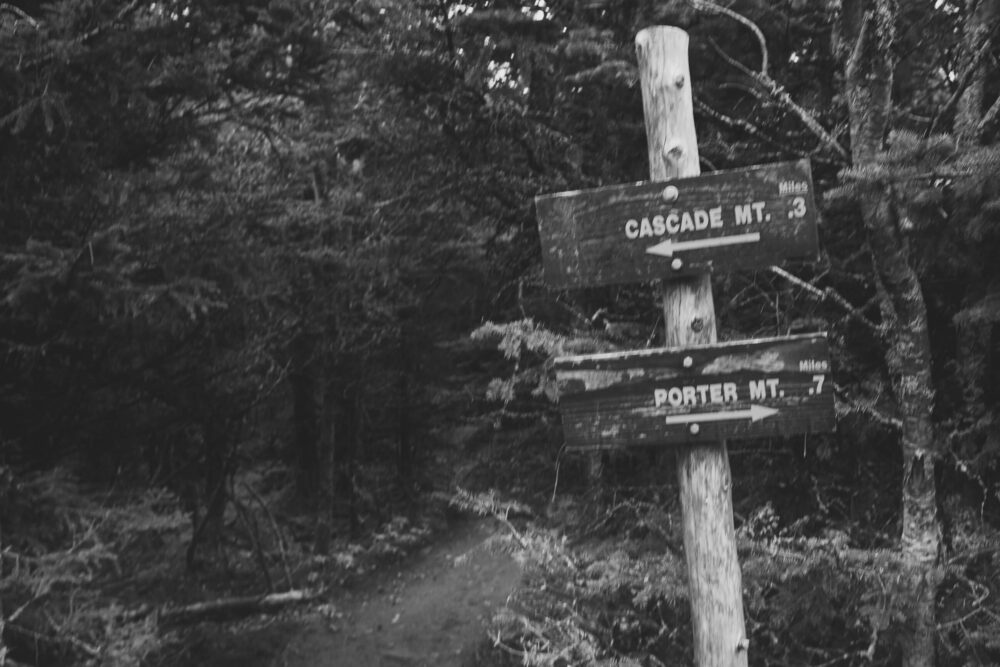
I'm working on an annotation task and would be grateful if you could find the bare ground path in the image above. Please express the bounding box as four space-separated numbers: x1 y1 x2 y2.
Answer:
272 519 520 667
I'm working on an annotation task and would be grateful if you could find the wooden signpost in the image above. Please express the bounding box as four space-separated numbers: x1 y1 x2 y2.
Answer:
556 333 834 450
532 26 837 667
536 160 819 288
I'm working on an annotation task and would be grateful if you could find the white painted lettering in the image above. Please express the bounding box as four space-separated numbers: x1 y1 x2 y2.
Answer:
666 213 679 234
694 209 709 230
748 379 766 400
723 382 738 402
639 217 654 238
709 207 723 228
682 386 697 406
680 212 695 232
652 214 666 236
766 378 780 397
752 201 767 222
709 383 723 403
625 219 639 239
734 204 752 225
668 387 683 406
696 384 710 403
654 388 668 407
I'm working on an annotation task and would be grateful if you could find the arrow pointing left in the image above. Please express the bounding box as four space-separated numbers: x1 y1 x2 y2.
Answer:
646 232 762 258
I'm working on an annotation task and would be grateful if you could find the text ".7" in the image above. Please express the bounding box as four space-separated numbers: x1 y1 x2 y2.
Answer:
810 374 825 396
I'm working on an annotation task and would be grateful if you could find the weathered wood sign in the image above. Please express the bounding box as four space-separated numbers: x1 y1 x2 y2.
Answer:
555 333 834 450
536 159 819 289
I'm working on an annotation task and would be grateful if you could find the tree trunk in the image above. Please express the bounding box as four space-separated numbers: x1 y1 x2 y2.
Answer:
397 324 412 480
187 415 231 569
954 0 996 429
841 3 940 664
336 382 362 536
314 376 336 553
290 331 320 500
955 0 997 144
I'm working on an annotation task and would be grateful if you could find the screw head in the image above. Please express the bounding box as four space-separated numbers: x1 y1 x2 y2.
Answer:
661 185 679 202
683 356 693 368
689 423 700 435
671 258 683 270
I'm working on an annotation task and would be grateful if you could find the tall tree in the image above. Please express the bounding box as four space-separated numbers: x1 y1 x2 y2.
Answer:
838 2 939 663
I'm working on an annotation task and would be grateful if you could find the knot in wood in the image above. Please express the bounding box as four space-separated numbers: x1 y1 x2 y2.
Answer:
690 317 704 333
662 140 685 162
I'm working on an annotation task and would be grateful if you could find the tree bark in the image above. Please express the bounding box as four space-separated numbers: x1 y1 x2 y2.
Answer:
954 0 997 429
841 3 940 665
955 0 998 144
314 376 336 553
636 26 748 667
336 381 362 536
397 322 412 480
291 331 320 500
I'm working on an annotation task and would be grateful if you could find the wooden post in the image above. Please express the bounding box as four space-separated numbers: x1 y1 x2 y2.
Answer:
635 27 749 666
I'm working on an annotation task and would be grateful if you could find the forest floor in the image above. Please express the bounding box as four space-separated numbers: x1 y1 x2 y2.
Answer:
269 518 520 667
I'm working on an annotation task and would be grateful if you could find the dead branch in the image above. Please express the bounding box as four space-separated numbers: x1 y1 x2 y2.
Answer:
709 38 850 163
694 98 794 156
768 265 882 334
158 588 322 626
688 0 769 75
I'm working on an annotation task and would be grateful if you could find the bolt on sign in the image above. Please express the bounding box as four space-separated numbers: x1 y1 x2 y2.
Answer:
554 333 834 450
536 159 819 289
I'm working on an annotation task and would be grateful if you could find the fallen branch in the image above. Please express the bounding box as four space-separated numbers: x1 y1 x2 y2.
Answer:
158 588 322 626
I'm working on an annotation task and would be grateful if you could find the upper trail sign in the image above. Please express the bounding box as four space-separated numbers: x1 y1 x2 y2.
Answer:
536 159 819 289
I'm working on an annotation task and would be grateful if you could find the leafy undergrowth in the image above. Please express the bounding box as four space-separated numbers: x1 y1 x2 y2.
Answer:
449 479 1000 667
0 464 444 667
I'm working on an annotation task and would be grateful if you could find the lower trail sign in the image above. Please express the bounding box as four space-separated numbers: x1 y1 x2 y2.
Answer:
555 333 834 450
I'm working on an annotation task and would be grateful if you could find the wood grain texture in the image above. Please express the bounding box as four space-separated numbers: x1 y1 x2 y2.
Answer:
555 333 835 449
535 160 820 289
636 26 747 667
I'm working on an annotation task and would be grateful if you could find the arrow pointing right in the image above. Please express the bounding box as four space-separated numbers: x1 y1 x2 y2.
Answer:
664 404 778 426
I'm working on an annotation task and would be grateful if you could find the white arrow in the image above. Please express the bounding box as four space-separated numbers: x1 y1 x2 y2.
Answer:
646 232 761 258
664 404 778 425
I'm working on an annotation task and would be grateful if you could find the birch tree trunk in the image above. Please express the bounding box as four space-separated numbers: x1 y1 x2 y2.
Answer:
840 2 940 665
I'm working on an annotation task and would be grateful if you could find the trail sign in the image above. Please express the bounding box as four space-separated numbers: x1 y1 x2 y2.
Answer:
554 333 834 450
536 159 819 289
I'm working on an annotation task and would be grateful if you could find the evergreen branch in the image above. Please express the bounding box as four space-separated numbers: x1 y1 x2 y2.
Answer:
768 265 882 334
708 39 850 163
928 19 1000 136
687 0 769 75
19 0 144 71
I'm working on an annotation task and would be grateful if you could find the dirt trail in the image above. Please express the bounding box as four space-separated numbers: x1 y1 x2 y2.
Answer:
273 520 520 667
